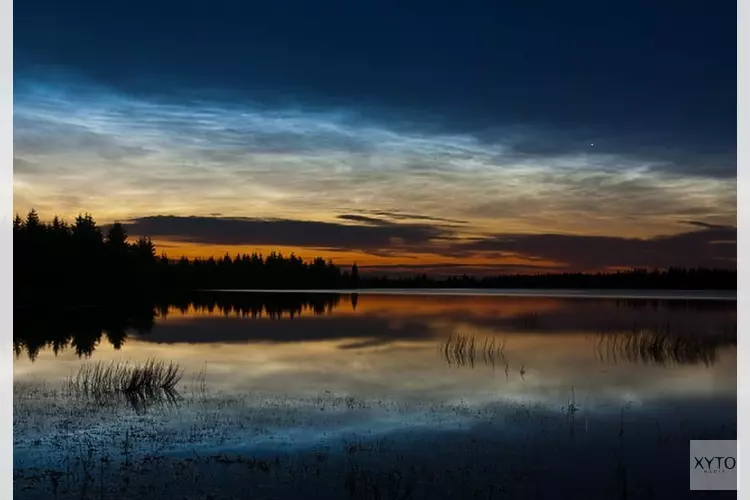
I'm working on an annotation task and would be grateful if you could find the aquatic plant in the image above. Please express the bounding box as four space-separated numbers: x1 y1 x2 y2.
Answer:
596 325 736 366
67 359 184 397
441 333 506 368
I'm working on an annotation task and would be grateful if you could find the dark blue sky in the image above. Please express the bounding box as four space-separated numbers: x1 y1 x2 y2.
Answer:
13 0 737 271
16 0 736 171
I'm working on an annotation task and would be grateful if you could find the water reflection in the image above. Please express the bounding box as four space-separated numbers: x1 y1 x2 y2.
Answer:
14 292 343 360
14 292 736 360
14 292 736 406
162 292 342 319
13 292 737 499
14 303 157 360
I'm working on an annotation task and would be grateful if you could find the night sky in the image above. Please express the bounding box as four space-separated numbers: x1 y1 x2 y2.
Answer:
13 0 736 273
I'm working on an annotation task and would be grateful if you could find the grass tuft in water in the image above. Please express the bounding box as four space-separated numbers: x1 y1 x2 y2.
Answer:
67 359 184 397
597 325 736 366
442 333 506 368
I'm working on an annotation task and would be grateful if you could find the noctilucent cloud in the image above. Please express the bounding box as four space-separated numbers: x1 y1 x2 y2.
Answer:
13 0 736 273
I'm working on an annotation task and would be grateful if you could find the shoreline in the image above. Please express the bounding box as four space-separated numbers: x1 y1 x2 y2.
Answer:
202 288 738 301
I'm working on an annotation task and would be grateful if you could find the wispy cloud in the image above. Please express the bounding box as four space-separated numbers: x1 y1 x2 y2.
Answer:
352 209 468 225
13 74 736 247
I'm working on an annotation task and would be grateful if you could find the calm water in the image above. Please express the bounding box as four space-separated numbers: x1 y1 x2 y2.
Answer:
13 291 737 499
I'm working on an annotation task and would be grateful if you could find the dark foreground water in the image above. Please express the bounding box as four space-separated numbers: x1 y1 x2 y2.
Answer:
13 291 737 499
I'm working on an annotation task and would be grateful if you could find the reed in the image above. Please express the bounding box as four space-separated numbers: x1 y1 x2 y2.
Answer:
597 325 736 366
67 359 184 397
442 333 506 368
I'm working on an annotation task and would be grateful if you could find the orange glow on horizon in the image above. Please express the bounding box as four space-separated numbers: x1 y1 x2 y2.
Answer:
150 239 563 273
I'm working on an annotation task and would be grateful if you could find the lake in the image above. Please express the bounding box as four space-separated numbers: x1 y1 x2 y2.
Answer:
13 291 737 499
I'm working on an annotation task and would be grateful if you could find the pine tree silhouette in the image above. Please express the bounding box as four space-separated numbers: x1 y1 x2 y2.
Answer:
350 263 360 289
12 209 736 310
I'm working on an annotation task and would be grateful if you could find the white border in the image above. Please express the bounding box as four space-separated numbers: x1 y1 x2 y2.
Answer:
738 0 748 496
0 0 12 496
1 2 743 498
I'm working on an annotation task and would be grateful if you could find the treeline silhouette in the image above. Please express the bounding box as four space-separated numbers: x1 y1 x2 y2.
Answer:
14 210 735 308
367 268 736 290
13 210 356 305
614 299 736 312
165 253 349 290
15 211 163 305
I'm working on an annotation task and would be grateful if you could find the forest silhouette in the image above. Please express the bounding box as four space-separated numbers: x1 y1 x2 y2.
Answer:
14 210 736 309
14 210 351 306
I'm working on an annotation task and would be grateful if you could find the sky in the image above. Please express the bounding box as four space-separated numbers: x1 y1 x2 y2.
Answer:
13 0 736 274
